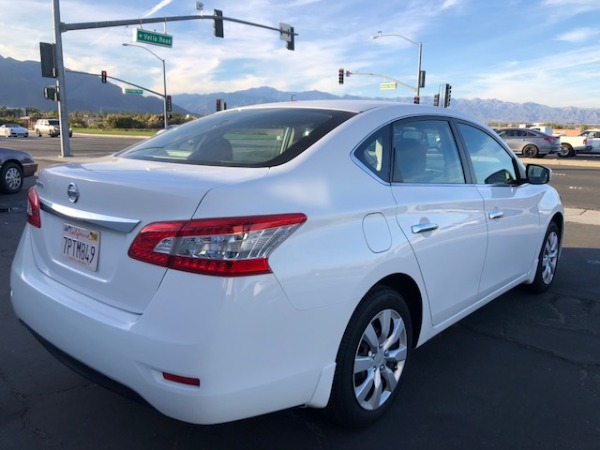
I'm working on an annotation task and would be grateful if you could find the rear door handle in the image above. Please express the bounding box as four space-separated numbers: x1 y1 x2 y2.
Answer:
488 211 504 220
411 223 439 234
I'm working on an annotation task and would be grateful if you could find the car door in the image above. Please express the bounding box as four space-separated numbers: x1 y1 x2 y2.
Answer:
456 122 542 296
390 118 488 327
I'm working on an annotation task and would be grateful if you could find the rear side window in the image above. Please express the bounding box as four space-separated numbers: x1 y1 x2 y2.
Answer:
118 108 355 167
353 127 391 181
392 120 465 184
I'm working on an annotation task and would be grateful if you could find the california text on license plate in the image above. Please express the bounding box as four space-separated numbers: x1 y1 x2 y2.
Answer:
62 224 100 271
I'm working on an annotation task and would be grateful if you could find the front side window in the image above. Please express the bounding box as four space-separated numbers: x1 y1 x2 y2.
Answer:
458 123 518 185
117 108 355 167
392 120 465 184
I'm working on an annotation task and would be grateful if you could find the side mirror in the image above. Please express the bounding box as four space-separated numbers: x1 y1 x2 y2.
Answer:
526 164 551 185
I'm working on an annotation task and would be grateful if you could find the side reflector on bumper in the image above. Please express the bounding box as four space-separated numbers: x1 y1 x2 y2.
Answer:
162 372 200 387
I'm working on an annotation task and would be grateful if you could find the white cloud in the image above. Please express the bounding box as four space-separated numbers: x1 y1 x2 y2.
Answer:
143 0 175 17
555 27 600 42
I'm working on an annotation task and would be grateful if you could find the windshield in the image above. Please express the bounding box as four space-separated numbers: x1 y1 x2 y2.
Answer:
117 108 355 167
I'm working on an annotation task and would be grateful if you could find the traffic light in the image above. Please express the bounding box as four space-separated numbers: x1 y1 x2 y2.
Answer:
419 70 426 89
280 23 295 51
338 68 344 84
444 84 452 107
166 95 172 112
433 94 440 107
43 86 58 101
413 96 420 104
216 99 222 112
214 9 224 38
39 42 56 78
101 70 107 83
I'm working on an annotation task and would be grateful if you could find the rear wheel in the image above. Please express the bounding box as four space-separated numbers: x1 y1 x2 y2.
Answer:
0 162 23 194
522 144 539 158
528 222 560 293
557 144 574 158
327 286 412 427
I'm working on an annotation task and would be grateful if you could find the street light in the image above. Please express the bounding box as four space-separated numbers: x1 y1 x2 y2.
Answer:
371 31 423 98
122 43 168 128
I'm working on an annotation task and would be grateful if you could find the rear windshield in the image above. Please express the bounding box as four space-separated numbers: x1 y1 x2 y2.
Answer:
117 108 355 167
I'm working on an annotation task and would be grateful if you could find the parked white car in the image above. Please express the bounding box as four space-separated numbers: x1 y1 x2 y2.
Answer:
0 123 28 138
11 100 563 427
34 118 72 137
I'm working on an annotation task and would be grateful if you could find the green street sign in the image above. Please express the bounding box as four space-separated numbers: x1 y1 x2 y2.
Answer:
124 88 143 95
133 28 173 48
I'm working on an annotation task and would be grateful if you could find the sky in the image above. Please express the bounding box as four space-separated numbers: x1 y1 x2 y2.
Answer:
2 0 600 108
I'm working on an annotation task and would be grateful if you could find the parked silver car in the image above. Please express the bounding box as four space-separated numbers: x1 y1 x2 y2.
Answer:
495 127 559 158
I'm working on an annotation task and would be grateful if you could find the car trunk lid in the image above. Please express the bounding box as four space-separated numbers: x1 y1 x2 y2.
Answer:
30 156 268 314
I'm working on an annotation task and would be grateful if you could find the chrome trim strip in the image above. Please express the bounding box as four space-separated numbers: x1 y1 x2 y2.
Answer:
40 199 140 233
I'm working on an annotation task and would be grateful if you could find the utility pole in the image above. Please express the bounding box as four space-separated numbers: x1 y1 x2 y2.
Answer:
53 0 72 157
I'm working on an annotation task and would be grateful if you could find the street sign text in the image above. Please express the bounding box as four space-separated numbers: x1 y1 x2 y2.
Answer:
133 28 173 48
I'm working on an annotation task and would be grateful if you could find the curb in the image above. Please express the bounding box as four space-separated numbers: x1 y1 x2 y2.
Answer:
564 208 600 226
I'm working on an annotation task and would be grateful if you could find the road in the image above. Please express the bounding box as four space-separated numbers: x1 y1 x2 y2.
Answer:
549 166 600 210
1 135 599 449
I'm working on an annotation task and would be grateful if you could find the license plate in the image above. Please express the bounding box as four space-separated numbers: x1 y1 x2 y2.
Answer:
62 224 100 271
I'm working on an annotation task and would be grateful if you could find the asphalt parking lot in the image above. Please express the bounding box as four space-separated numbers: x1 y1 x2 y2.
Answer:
1 136 599 449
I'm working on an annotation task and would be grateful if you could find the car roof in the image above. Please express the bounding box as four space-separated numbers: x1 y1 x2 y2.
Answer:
231 99 487 127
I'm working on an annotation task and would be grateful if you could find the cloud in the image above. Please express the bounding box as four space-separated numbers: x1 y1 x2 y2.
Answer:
143 0 175 18
555 27 600 42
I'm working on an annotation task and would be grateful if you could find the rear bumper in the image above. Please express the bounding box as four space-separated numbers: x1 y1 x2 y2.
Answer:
10 226 337 424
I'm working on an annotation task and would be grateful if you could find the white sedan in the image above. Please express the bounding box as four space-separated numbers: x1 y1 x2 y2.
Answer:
10 100 563 427
0 123 29 137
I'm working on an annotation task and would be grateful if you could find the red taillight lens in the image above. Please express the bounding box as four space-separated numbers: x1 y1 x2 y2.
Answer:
128 213 307 276
544 137 556 142
26 186 41 228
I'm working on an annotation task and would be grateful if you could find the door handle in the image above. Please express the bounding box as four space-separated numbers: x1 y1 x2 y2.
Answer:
411 222 439 234
488 211 504 220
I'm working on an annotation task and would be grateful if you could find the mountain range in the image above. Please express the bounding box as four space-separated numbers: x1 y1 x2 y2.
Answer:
2 55 600 125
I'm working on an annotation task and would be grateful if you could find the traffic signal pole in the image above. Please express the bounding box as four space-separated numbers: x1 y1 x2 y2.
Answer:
52 0 71 157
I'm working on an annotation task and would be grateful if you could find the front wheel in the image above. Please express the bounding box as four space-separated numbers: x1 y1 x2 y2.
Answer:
327 286 412 427
527 222 560 293
522 144 539 158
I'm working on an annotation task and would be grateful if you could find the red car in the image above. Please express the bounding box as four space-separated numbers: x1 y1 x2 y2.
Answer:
0 147 38 194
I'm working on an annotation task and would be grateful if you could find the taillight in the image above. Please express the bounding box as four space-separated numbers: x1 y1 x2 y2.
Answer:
544 137 556 142
128 213 307 276
26 187 41 228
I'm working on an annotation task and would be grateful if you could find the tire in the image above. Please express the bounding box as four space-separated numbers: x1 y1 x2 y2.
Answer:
327 286 412 427
522 145 539 158
0 162 24 194
557 144 572 158
527 222 560 293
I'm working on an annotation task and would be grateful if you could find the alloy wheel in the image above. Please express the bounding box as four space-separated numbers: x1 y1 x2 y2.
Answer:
541 230 559 285
353 308 408 411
